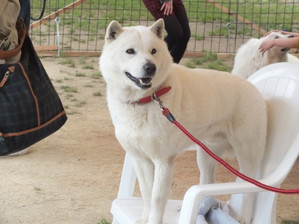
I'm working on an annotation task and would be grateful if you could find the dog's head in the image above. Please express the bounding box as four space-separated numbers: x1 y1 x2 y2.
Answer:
261 31 293 57
100 20 172 97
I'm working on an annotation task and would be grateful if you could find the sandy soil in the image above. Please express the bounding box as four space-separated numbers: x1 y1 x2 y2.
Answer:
0 56 298 224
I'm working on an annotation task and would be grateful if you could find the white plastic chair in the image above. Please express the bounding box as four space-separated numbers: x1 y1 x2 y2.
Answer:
111 62 299 224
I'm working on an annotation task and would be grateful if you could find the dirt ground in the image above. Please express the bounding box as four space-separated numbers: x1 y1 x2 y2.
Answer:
0 56 298 224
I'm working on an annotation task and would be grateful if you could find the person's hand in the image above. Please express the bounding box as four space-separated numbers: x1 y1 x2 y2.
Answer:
259 39 275 55
161 0 173 15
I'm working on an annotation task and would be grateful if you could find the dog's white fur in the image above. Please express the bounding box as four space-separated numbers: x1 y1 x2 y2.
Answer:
100 20 267 224
287 53 299 64
232 32 299 79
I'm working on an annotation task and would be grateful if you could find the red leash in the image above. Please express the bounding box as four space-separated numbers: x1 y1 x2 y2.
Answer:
148 90 299 194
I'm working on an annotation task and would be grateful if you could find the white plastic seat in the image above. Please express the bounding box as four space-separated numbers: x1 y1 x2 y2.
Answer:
111 62 299 224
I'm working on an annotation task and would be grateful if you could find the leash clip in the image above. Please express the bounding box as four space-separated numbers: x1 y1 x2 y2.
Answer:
152 93 164 111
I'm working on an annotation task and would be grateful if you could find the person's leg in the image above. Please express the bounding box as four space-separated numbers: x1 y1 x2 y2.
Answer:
172 11 191 63
167 0 190 63
164 11 191 63
163 15 184 63
164 11 190 63
143 0 190 63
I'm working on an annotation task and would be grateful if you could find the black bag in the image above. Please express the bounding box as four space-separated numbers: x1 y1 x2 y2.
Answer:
0 21 67 156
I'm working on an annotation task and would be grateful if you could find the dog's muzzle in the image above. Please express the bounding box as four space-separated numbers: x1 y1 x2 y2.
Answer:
125 62 156 89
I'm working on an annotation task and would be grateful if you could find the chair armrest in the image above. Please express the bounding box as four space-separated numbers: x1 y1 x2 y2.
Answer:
178 181 269 224
178 133 299 224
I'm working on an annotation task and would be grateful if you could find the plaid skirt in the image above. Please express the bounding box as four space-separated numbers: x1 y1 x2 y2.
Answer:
143 0 186 20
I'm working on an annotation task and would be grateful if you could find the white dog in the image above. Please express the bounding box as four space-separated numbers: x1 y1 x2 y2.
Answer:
232 32 299 79
100 20 267 224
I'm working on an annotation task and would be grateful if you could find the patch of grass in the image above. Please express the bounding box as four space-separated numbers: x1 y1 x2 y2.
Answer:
63 105 79 115
65 93 74 99
201 52 218 62
34 187 42 191
78 56 88 64
59 52 67 57
93 91 102 97
209 28 229 37
185 52 231 72
66 109 80 115
61 85 78 93
98 219 110 224
280 219 299 224
91 72 102 79
59 58 75 68
193 34 205 41
75 71 86 77
83 64 94 69
205 59 231 72
185 61 197 69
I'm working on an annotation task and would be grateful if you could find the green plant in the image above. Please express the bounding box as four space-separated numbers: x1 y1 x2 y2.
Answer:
280 219 299 224
98 219 110 224
185 52 232 72
83 64 94 69
59 58 75 68
91 72 102 79
93 91 102 97
61 85 78 93
75 71 86 77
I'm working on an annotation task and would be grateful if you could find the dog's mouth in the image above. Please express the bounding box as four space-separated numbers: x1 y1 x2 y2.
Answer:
125 72 152 89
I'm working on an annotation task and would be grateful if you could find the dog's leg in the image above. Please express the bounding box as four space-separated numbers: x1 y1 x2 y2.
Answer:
231 142 264 224
147 158 175 224
230 184 257 224
197 150 217 184
196 139 230 185
133 156 155 224
233 163 260 224
196 139 233 218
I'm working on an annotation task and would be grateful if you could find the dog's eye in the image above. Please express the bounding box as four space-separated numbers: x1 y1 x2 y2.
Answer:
274 36 279 39
151 48 157 55
126 48 135 54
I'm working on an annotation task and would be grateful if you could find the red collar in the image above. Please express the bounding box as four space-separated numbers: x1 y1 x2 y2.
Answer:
138 86 171 104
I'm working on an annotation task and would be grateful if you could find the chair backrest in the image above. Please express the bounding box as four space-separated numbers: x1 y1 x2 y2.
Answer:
241 62 299 224
248 62 299 178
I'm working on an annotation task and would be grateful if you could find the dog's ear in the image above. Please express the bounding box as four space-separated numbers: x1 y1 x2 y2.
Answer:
105 20 123 43
150 19 165 39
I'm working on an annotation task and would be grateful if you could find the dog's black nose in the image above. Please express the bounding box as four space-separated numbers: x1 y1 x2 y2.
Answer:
143 62 156 76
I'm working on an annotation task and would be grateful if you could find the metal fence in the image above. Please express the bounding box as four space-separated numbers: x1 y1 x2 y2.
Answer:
30 0 299 56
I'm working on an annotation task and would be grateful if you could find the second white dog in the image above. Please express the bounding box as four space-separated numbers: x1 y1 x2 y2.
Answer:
232 32 299 79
